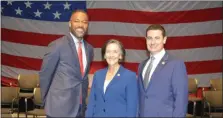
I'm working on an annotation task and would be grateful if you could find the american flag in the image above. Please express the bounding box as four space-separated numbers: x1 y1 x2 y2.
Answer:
1 1 222 87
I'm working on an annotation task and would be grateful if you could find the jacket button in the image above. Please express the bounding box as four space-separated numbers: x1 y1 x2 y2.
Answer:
104 100 106 102
103 109 106 112
145 96 148 99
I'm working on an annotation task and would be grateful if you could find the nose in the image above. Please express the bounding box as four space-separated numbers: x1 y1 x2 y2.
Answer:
77 22 84 27
151 39 156 44
108 52 115 58
75 20 84 27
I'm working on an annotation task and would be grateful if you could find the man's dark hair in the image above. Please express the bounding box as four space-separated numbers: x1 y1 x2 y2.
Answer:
146 24 166 37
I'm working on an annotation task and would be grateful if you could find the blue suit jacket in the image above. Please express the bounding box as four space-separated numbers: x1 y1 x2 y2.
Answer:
86 65 138 117
138 52 188 117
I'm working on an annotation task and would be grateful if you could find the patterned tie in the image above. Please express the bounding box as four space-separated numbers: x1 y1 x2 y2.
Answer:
143 56 155 89
78 41 84 77
78 41 84 104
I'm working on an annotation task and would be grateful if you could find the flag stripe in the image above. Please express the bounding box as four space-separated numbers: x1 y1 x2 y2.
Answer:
87 7 222 24
2 53 222 75
2 41 222 62
87 1 222 12
1 64 222 81
2 28 222 50
1 65 38 80
86 34 222 50
2 16 222 36
2 71 222 88
1 76 19 85
2 65 222 87
1 28 62 46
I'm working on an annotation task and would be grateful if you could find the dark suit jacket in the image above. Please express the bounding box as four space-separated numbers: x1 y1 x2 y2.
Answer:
86 65 138 117
39 33 94 117
138 52 188 117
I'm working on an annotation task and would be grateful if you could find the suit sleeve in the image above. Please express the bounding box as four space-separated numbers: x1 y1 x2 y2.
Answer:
86 73 97 117
126 73 138 117
39 41 60 106
172 61 188 117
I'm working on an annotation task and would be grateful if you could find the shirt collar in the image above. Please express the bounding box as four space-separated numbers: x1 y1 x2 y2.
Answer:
69 32 83 44
150 48 165 60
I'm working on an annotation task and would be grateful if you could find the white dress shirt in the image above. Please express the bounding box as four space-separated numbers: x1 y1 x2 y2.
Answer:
142 49 166 83
70 32 87 71
104 79 112 94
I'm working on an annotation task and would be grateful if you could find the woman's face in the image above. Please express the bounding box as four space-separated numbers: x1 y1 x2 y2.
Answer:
105 43 122 66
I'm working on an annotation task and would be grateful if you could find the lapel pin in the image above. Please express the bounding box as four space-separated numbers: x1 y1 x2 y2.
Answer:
117 74 120 76
162 61 165 65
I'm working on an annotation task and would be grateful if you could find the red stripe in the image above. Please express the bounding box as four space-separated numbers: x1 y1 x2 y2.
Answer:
2 53 42 70
2 53 222 75
1 28 63 46
2 28 222 50
1 76 18 87
86 34 223 50
87 8 222 24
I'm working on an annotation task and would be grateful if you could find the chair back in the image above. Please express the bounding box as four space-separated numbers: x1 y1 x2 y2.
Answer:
203 91 222 107
210 79 222 91
188 78 198 93
1 87 19 103
33 88 42 105
18 74 39 89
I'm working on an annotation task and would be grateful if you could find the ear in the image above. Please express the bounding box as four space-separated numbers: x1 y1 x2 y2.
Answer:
163 36 167 44
69 21 71 27
119 55 122 60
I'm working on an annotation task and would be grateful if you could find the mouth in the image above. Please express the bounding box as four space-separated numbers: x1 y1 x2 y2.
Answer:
75 28 85 35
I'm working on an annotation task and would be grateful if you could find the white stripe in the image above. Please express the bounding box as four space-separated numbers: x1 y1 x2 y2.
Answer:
2 65 222 87
89 73 222 88
2 16 222 37
2 41 222 62
188 73 223 87
1 65 39 79
2 41 45 59
89 21 222 37
87 1 222 12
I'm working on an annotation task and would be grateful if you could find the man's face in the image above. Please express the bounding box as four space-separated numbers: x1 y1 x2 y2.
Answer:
146 30 167 55
69 12 89 40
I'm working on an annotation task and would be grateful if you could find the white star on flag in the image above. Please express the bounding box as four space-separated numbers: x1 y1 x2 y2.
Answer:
15 7 23 15
7 1 13 5
34 9 42 18
63 2 71 10
53 11 61 19
24 1 33 8
43 2 52 10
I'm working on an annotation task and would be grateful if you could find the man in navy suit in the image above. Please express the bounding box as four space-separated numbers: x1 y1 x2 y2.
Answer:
39 10 94 117
138 24 188 117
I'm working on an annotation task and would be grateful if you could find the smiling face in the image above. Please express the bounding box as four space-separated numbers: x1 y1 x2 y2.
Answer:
146 29 167 55
104 43 123 66
69 11 89 40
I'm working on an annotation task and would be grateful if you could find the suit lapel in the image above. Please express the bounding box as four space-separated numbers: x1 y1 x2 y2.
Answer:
103 65 124 96
67 34 82 80
83 41 90 79
100 68 107 98
146 52 169 91
139 58 150 92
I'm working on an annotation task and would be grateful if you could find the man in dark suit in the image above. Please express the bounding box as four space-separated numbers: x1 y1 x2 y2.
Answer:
138 24 188 117
39 9 94 117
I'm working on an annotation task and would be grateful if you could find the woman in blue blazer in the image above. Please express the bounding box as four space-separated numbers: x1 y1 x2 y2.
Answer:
86 39 138 117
